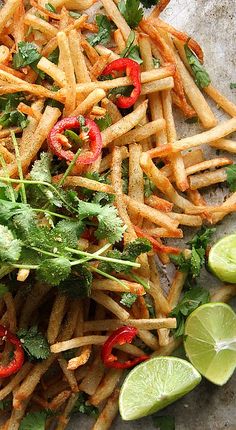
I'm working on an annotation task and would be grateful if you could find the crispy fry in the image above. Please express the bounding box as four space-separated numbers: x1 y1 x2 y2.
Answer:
57 31 76 115
0 0 21 33
145 195 173 212
47 295 67 345
92 388 119 430
189 167 227 190
90 368 123 406
112 119 166 147
83 318 176 332
210 138 236 153
91 291 130 320
92 279 145 295
69 30 91 83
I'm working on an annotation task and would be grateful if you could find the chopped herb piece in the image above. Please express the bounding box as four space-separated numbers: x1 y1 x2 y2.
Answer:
71 392 99 418
120 292 137 307
144 173 156 197
48 47 59 65
94 113 112 131
36 257 71 286
87 15 112 47
58 266 92 298
118 0 144 29
185 117 198 124
0 110 29 129
64 129 82 145
45 2 56 12
0 225 22 262
170 287 210 337
69 10 81 18
13 42 41 69
17 326 50 360
30 152 52 183
0 283 8 297
184 44 211 89
19 411 48 430
230 83 236 89
120 31 143 64
153 415 175 430
226 164 236 191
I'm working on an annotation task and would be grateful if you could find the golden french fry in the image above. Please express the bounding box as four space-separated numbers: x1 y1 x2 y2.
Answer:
92 389 119 430
83 318 176 332
186 157 232 176
0 0 21 33
91 291 130 320
210 138 236 153
112 119 166 147
189 167 227 190
24 13 58 38
101 0 131 40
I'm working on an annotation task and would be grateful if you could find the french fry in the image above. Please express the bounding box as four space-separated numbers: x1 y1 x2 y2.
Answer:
141 77 174 95
58 358 79 392
67 345 92 370
149 0 171 18
55 392 79 430
47 295 67 345
69 30 91 83
90 53 111 80
57 31 76 116
79 351 105 395
58 300 81 342
92 388 119 430
168 271 187 309
204 84 236 117
140 153 193 210
211 284 236 303
19 283 52 329
91 291 130 320
90 368 123 406
186 157 232 176
148 256 171 315
2 292 16 333
137 329 159 350
212 192 236 224
210 138 236 153
152 336 182 357
143 227 183 238
145 195 173 212
189 167 227 190
95 44 120 62
24 13 58 38
83 318 176 332
0 145 14 163
71 88 106 116
0 0 21 34
101 0 131 40
112 119 166 147
53 174 113 193
114 29 126 53
99 147 128 173
128 143 144 225
0 362 32 401
37 57 67 87
168 212 202 227
148 117 236 157
51 336 108 353
92 279 145 295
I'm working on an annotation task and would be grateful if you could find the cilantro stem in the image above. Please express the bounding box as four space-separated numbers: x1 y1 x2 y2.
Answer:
58 148 82 187
75 242 111 265
130 273 150 290
11 264 38 269
90 266 129 290
65 246 140 268
0 177 76 213
0 155 16 202
11 131 27 204
32 208 72 221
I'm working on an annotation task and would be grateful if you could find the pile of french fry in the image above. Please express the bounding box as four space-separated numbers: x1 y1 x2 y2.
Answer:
0 0 236 428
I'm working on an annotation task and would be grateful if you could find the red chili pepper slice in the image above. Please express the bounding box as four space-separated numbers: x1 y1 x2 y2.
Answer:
48 116 102 166
0 325 24 378
134 225 181 255
101 326 149 369
101 58 141 109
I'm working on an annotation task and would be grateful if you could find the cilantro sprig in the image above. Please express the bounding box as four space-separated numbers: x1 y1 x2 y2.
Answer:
118 0 144 29
184 43 211 89
88 15 112 47
17 326 50 360
226 164 236 191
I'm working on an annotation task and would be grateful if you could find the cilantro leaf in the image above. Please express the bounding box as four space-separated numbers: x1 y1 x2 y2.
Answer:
170 287 210 338
17 326 50 360
184 44 211 89
230 83 236 89
94 113 112 131
120 31 143 64
226 164 236 191
58 265 92 298
0 92 26 111
140 0 160 7
69 10 81 18
45 2 56 12
0 398 11 411
71 392 99 418
0 225 22 262
48 47 59 65
118 0 143 29
19 411 47 430
54 219 84 248
30 153 52 183
96 205 125 244
0 110 29 129
188 226 216 249
0 283 8 297
0 200 30 224
36 257 71 286
13 42 41 69
153 415 175 430
120 292 137 307
87 15 112 47
144 173 156 197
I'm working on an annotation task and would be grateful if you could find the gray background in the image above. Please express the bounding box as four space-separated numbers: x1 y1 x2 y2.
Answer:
69 1 236 429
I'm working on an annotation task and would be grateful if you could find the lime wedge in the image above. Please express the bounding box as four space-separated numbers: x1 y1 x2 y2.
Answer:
184 302 236 386
208 234 236 283
119 357 201 421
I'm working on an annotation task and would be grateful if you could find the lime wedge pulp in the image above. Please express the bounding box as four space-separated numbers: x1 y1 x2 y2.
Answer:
184 302 236 386
208 234 236 283
119 357 201 421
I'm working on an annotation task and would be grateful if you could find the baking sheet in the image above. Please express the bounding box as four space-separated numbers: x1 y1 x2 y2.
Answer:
69 1 236 429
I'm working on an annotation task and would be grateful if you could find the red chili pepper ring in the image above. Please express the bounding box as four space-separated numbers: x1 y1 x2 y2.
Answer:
48 116 102 166
100 58 141 109
0 325 24 378
101 326 149 369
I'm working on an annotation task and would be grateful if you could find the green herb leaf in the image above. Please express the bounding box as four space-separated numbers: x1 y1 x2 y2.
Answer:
0 398 11 411
36 257 71 286
94 113 112 131
71 392 99 418
96 205 125 244
184 44 211 89
47 47 59 65
170 287 210 338
0 225 22 262
0 283 8 297
87 15 112 47
45 2 56 12
153 415 175 430
120 292 137 307
58 265 92 298
17 326 50 360
226 164 236 191
0 110 29 129
230 83 236 89
118 0 143 29
140 0 160 7
120 31 143 64
30 153 52 183
69 10 81 18
13 42 41 69
188 226 216 250
19 411 47 430
0 92 26 111
144 173 156 197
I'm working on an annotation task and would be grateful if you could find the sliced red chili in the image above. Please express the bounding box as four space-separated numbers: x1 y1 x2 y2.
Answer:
101 326 149 369
134 225 181 255
101 58 141 109
48 116 102 166
0 325 24 378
